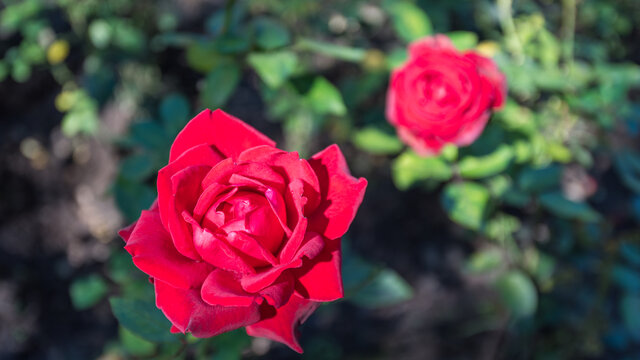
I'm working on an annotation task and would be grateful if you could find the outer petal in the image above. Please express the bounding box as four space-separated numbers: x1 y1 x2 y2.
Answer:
293 237 343 302
464 52 508 108
169 109 275 162
245 294 318 353
123 208 212 289
155 279 260 337
308 144 367 239
408 34 457 58
118 221 137 243
201 269 260 307
241 233 324 293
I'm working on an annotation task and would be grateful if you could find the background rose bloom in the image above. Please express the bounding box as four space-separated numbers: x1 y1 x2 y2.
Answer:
386 35 507 156
119 109 367 353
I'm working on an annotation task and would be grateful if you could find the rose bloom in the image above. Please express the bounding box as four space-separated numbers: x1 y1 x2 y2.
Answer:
386 35 507 156
119 109 367 352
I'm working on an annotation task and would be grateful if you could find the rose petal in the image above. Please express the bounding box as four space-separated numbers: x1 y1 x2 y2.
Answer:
232 162 287 194
118 221 137 244
158 143 225 233
308 144 367 239
260 271 294 308
227 230 279 267
184 213 256 274
241 232 324 293
201 269 260 307
170 109 275 162
155 279 260 337
240 260 302 293
278 216 308 264
237 146 322 215
464 52 507 108
294 237 343 301
124 208 213 289
164 165 212 260
245 294 318 353
408 34 457 58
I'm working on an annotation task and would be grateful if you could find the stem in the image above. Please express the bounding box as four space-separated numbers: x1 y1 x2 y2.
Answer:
222 0 237 34
173 338 189 358
295 38 368 63
561 0 576 67
496 0 523 63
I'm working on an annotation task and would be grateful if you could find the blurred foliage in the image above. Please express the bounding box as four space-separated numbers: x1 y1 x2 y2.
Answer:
5 0 640 358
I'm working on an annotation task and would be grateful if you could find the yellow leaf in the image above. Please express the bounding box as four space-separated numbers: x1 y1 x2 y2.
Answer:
47 40 70 65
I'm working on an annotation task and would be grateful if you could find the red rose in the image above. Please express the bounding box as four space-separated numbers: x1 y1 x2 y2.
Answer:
119 109 367 353
386 35 507 155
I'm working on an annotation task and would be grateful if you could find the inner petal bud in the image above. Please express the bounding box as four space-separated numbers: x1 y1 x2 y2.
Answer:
204 190 285 254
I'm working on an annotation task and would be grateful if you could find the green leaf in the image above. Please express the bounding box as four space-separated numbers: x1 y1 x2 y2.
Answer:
214 32 251 54
349 269 413 309
484 213 521 243
120 326 156 356
113 178 156 222
496 270 538 318
342 239 412 309
387 47 408 70
494 101 537 136
185 41 231 73
120 153 155 181
107 251 138 285
467 248 504 274
342 242 378 293
200 63 241 110
621 295 640 340
538 192 601 222
612 265 640 293
11 59 31 83
392 151 452 190
0 61 8 82
61 93 100 137
209 329 251 360
0 0 40 32
352 127 403 155
110 297 177 342
112 20 145 53
129 121 169 151
517 165 562 193
384 1 432 42
252 17 291 50
447 31 478 51
305 77 347 116
296 38 367 63
88 19 112 48
160 93 190 129
458 145 514 179
247 51 298 88
70 274 109 310
441 182 490 230
614 151 640 194
620 242 640 267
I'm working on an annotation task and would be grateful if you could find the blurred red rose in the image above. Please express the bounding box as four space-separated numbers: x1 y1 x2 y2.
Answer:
386 35 507 155
119 109 367 353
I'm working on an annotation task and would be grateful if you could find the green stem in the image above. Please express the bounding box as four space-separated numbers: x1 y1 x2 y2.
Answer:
561 0 576 67
222 0 237 34
496 0 523 63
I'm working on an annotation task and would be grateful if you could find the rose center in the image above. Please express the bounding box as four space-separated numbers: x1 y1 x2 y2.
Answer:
417 74 457 107
202 190 284 253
